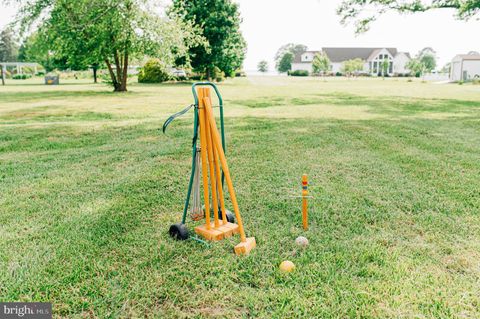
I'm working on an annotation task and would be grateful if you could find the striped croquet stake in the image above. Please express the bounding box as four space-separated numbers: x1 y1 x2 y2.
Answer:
302 174 308 230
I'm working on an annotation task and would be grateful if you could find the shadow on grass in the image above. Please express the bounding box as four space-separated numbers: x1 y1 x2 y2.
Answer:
233 93 480 117
0 110 117 125
1 90 137 103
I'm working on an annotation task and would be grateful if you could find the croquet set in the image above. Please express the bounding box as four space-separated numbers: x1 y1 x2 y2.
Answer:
163 82 312 257
163 82 256 255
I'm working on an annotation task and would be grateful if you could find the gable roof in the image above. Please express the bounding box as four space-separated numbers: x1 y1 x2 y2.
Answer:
292 48 402 64
322 47 398 62
395 52 411 59
293 50 321 63
454 54 480 61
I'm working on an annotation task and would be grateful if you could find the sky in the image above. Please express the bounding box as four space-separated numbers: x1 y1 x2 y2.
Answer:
1 0 479 70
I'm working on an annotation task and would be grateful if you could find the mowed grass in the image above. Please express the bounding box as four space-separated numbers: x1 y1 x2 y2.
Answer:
1 76 480 318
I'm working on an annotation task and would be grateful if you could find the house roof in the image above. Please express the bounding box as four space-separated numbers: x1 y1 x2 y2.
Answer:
454 54 480 61
322 47 398 62
292 47 404 64
395 52 411 59
292 50 321 63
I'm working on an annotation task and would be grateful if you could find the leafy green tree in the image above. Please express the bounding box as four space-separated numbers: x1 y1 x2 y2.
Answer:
277 52 294 73
171 0 246 79
419 54 436 73
312 52 330 77
0 27 18 62
441 62 451 74
406 58 424 78
17 31 65 72
338 0 480 33
341 58 364 76
257 60 268 73
10 0 203 91
381 59 390 78
275 43 307 72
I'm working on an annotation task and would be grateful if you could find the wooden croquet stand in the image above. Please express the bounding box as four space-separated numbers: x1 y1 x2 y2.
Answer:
193 87 256 255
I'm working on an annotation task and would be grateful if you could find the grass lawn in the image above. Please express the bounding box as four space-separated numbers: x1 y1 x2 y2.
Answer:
1 76 480 318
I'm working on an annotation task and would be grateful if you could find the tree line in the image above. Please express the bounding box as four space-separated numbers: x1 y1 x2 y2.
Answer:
1 0 246 91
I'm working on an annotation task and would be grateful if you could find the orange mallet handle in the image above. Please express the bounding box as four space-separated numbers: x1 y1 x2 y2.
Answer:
197 89 211 229
302 174 308 230
203 96 247 243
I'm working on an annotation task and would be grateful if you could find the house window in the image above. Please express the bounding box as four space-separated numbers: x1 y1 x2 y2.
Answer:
389 62 393 74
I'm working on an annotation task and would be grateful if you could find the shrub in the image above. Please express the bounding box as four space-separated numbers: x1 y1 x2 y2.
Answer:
212 66 225 82
289 70 309 76
335 72 343 77
138 59 170 83
12 74 32 80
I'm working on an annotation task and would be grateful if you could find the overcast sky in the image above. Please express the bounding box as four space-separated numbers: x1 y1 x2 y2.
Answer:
1 0 478 70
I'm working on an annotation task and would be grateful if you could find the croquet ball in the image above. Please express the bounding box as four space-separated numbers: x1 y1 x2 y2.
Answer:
295 236 309 248
279 260 295 273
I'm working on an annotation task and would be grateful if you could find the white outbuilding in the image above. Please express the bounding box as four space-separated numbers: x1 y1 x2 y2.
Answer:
450 53 480 82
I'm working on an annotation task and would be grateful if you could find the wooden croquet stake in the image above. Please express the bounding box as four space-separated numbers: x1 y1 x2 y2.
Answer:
302 174 308 230
197 89 211 230
203 96 248 243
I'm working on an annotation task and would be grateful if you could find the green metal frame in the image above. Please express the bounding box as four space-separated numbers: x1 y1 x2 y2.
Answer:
180 82 226 225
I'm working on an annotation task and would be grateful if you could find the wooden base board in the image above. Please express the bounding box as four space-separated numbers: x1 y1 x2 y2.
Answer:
194 222 240 241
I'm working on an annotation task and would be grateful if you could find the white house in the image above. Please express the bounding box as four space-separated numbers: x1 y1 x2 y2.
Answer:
450 53 480 82
291 47 411 76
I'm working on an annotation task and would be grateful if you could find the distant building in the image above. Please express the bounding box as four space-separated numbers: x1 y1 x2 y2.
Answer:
291 47 411 76
450 53 480 82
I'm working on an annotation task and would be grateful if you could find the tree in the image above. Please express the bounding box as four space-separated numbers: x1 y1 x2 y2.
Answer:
275 43 307 73
441 63 451 74
381 58 389 79
257 60 268 73
277 52 294 73
341 58 364 77
337 0 480 33
19 30 105 82
312 52 330 78
419 54 436 73
0 27 18 62
10 0 203 92
418 47 436 58
17 31 62 72
406 58 424 78
171 0 246 79
416 48 437 73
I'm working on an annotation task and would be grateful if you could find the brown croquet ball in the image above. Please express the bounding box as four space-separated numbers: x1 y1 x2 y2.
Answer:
295 236 309 248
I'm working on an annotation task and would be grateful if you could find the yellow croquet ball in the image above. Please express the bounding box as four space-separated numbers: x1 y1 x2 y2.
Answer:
279 260 295 273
